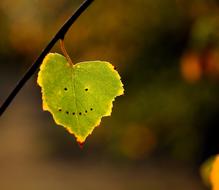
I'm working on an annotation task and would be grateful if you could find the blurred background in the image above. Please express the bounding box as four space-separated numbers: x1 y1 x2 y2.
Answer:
1 0 219 189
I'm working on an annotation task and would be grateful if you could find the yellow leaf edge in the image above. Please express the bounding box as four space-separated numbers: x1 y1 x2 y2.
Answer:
210 155 219 190
37 53 124 143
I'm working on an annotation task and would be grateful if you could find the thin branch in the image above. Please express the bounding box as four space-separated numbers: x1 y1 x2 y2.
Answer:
60 40 74 66
0 0 94 116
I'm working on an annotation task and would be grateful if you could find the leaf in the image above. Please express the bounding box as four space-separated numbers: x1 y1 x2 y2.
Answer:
210 155 219 190
37 53 124 143
200 156 216 187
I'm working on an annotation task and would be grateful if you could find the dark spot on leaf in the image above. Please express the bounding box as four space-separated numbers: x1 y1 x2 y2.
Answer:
58 109 62 112
64 88 68 91
79 112 82 115
66 111 69 114
72 112 75 115
85 110 87 113
90 108 93 111
85 88 88 91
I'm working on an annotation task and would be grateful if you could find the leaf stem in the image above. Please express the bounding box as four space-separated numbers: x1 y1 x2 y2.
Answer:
60 40 74 66
0 0 94 116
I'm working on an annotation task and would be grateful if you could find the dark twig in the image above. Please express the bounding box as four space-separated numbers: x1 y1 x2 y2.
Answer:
0 0 94 116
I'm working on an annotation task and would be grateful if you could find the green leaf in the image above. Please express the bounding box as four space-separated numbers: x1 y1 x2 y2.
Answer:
37 53 124 143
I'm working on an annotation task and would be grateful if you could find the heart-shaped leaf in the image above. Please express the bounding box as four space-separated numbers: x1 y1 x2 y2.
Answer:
37 53 124 143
